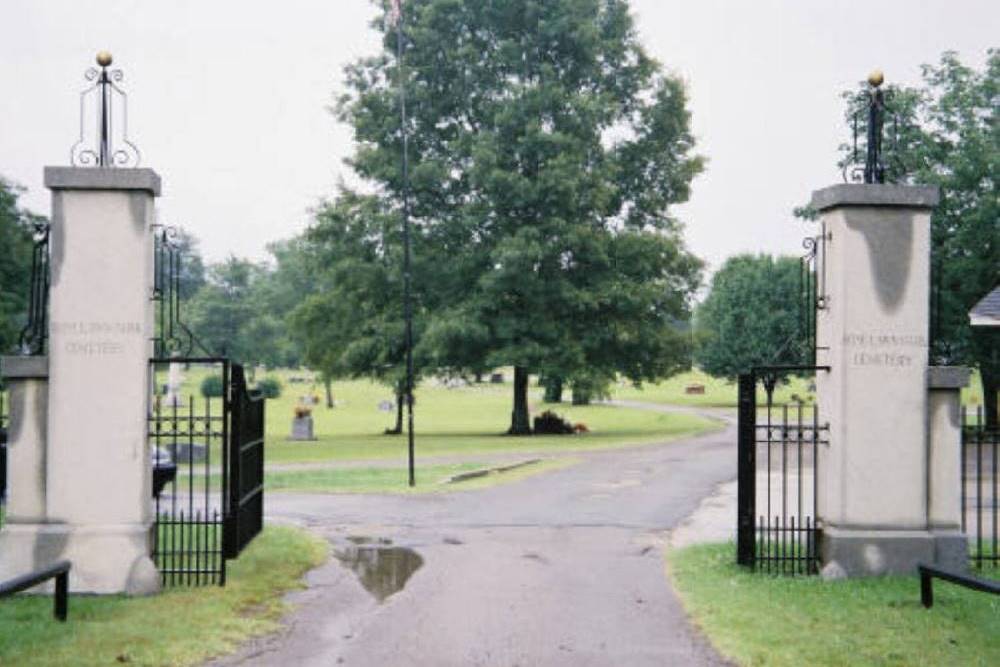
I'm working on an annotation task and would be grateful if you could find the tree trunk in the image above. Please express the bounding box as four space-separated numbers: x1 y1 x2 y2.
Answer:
983 367 998 430
385 390 404 435
324 376 334 408
475 372 483 383
508 366 532 435
572 387 590 406
543 376 563 403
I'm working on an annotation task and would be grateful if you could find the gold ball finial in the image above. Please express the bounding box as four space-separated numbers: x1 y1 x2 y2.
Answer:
867 69 884 88
96 51 113 67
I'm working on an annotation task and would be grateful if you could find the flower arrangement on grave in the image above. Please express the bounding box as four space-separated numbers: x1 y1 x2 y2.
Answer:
294 405 312 419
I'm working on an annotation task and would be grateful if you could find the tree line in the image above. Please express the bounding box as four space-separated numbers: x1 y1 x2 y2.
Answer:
0 3 994 430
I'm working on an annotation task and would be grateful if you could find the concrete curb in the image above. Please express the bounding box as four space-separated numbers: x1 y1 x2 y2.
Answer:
440 458 543 484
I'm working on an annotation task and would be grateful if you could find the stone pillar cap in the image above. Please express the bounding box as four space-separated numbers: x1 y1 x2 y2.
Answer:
1 355 49 380
44 167 161 197
927 366 971 389
811 184 939 212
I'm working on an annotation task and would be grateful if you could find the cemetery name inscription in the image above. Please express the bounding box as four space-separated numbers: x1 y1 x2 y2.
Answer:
843 331 926 369
51 320 144 356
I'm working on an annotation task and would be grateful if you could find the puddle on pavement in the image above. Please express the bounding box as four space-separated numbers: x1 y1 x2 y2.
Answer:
346 535 393 546
335 543 423 603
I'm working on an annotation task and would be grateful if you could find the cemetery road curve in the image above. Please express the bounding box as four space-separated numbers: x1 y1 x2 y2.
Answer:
209 405 736 667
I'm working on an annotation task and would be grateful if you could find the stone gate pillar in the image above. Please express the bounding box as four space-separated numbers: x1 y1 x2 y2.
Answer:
0 168 161 594
812 183 967 577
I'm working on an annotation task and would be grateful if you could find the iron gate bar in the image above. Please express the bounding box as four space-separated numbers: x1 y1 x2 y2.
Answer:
224 364 265 560
737 375 756 565
18 222 50 356
150 357 230 587
738 365 830 575
962 406 999 569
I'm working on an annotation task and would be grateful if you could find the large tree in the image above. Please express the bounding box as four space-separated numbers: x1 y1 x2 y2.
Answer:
291 190 428 433
339 0 704 433
0 178 41 355
835 51 999 426
694 254 807 380
187 257 285 372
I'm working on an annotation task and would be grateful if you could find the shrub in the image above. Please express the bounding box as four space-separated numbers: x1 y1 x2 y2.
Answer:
200 374 224 398
256 377 282 399
532 410 575 435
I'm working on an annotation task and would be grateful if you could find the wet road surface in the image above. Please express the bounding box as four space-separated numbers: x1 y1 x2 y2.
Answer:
211 406 736 666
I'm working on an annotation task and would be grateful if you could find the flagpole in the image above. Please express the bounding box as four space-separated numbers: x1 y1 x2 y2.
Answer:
393 1 417 487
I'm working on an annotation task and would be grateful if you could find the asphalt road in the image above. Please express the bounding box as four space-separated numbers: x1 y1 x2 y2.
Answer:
211 406 736 667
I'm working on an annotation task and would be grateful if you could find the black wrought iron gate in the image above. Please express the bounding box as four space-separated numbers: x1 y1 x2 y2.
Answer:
224 364 265 559
149 358 265 586
737 367 828 574
962 407 998 570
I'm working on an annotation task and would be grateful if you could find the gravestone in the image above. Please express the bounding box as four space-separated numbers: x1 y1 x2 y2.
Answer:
164 360 184 408
290 417 315 441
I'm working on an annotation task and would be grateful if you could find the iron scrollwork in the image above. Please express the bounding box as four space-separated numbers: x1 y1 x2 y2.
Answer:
153 226 207 357
800 222 831 366
70 52 140 168
18 221 51 356
842 70 903 185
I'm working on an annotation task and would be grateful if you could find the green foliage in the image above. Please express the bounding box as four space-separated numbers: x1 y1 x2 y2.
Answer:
169 227 207 300
330 0 705 432
291 191 419 397
832 50 1000 425
695 254 806 380
0 177 42 354
200 374 224 398
255 376 282 399
187 257 285 369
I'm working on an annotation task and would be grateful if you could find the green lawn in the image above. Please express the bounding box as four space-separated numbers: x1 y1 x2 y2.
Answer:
668 542 1000 667
613 367 991 411
155 367 719 465
612 369 816 407
265 458 578 494
0 526 327 667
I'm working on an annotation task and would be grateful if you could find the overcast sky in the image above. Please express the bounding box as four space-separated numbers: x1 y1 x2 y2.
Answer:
1 1 996 274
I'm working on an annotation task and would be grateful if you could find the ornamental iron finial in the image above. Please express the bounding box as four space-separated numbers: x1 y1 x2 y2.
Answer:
844 70 895 184
70 51 140 167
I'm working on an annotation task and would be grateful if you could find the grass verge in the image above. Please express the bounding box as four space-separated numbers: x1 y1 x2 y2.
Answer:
667 542 1000 667
266 458 579 494
0 525 327 667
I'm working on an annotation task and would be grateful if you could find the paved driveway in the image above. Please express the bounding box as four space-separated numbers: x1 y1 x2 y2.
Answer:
212 406 736 666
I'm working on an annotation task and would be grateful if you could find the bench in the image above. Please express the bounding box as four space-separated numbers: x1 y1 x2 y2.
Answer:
0 560 71 621
918 563 1000 608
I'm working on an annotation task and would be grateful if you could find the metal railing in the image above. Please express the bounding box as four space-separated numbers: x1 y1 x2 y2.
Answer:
738 366 831 575
0 560 71 621
1 386 7 529
962 407 998 569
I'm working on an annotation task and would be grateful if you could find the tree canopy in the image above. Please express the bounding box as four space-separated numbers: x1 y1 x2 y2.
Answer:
290 190 424 432
329 0 705 433
834 50 999 425
694 254 806 381
0 177 42 355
